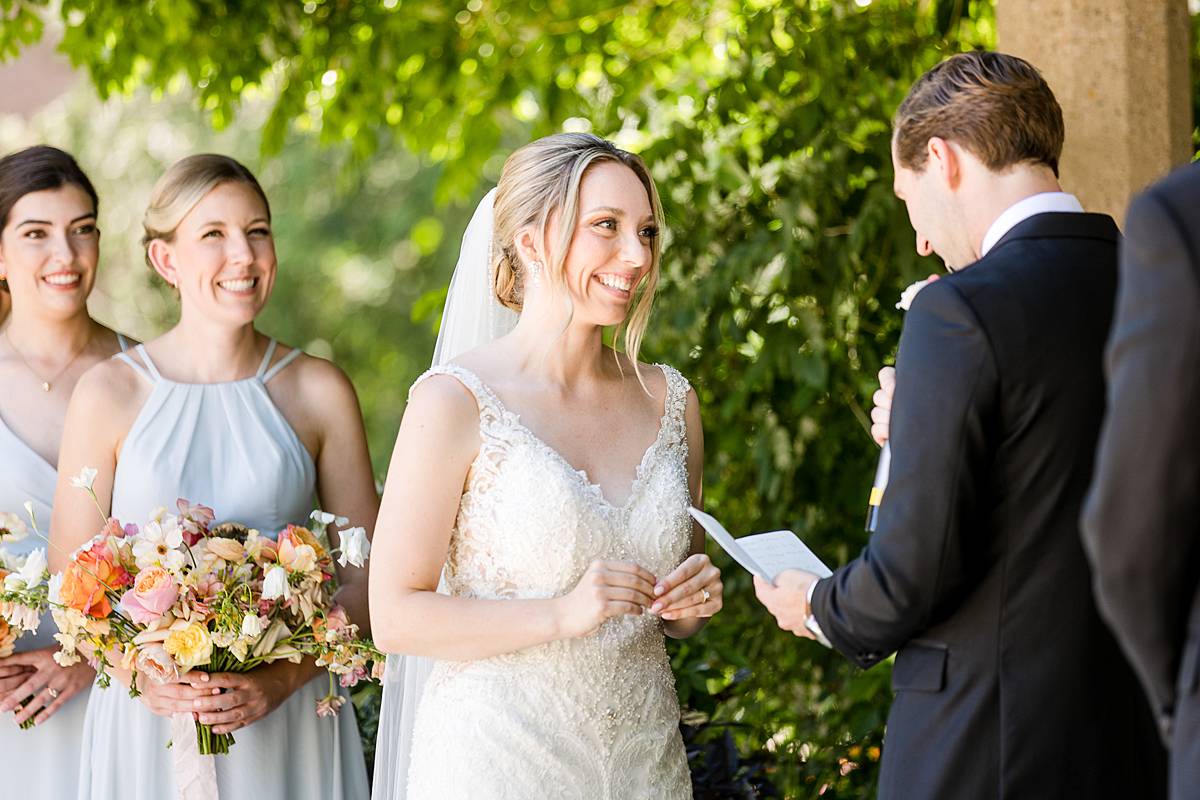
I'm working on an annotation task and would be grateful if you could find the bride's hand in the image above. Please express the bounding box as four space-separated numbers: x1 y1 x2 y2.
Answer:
651 554 723 621
556 560 658 639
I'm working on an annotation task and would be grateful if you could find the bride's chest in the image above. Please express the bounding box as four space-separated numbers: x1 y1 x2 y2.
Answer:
446 439 692 597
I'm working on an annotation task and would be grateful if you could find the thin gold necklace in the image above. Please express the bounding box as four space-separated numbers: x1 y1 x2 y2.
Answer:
3 328 93 392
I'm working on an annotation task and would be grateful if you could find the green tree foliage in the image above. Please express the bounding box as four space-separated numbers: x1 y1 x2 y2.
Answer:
0 1 1054 795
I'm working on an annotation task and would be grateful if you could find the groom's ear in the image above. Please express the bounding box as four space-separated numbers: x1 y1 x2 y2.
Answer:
926 137 963 191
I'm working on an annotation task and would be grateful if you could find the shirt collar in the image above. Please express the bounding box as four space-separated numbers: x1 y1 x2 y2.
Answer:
979 192 1085 256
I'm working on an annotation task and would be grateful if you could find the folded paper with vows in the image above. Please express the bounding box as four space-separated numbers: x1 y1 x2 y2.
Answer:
688 507 832 582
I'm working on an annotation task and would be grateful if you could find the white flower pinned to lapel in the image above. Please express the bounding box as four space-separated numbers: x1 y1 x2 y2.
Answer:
70 466 98 491
896 274 941 311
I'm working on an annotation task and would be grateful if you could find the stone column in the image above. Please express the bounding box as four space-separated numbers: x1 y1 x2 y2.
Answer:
998 0 1193 221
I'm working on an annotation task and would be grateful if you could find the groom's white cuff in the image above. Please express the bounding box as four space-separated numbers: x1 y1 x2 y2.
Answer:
805 579 832 647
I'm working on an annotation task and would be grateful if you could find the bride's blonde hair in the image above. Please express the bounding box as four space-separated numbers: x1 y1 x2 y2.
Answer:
492 133 664 373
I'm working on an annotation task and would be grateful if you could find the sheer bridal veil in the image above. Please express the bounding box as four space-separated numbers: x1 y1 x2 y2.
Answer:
372 188 518 798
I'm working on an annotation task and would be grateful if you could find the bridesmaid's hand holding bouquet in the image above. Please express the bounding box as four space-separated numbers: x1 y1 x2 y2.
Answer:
48 470 382 754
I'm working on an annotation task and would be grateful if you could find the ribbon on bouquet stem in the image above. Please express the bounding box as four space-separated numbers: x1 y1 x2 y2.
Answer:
171 712 219 800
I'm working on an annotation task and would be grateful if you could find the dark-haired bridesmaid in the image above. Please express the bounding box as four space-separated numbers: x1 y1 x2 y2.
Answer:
0 145 132 797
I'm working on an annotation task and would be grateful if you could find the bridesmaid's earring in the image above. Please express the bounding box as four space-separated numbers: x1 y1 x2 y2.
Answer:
527 260 542 288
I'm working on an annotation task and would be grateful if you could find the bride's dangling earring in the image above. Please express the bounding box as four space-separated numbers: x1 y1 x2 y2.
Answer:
527 259 543 289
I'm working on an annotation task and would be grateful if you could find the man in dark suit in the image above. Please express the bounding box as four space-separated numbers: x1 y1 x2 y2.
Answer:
1082 162 1200 799
754 51 1165 798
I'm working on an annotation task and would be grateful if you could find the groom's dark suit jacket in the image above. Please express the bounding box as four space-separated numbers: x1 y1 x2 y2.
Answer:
1083 162 1200 799
811 211 1166 799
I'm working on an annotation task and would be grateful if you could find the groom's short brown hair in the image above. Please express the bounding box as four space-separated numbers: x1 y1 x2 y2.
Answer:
894 51 1065 177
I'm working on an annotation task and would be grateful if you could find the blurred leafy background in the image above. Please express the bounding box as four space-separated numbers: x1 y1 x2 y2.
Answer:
2 0 1197 796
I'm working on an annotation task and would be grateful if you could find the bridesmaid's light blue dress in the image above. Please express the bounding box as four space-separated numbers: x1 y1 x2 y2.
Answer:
0 334 127 798
78 340 369 800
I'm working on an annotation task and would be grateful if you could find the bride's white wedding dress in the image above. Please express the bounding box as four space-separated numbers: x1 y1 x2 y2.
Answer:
402 362 695 800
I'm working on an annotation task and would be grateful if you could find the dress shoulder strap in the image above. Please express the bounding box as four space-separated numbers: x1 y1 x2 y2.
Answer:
116 333 130 353
409 364 508 428
260 339 303 383
655 363 692 455
114 344 162 384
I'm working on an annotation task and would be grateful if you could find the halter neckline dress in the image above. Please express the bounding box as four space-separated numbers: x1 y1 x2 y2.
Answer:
77 339 369 800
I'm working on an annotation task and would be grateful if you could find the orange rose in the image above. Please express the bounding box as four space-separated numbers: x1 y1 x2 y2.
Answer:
0 618 15 658
60 550 131 619
279 525 327 559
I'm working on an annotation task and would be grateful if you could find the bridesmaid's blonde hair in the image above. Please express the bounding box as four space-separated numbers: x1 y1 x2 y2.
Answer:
141 154 270 270
492 133 664 375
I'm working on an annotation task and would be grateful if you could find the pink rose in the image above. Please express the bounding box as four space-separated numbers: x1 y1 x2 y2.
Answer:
119 567 180 625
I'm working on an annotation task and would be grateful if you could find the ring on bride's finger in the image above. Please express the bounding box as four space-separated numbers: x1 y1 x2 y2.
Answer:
701 588 711 604
47 687 59 699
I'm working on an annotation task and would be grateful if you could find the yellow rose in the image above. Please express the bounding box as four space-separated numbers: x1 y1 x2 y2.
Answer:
163 622 213 670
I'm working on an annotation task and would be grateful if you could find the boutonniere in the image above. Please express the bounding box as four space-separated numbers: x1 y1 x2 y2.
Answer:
896 274 940 311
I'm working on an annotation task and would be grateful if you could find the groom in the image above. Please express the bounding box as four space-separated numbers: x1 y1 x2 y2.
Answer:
755 51 1165 798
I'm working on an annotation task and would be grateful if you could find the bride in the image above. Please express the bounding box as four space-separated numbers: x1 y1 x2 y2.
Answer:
369 132 724 799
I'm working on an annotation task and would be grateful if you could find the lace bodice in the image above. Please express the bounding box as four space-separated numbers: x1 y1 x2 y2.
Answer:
431 363 693 601
402 362 695 800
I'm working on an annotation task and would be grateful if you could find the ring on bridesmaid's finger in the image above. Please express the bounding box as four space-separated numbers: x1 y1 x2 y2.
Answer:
701 588 711 604
47 687 59 699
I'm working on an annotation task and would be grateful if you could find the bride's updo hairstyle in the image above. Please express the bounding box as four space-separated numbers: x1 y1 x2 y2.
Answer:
142 154 270 273
492 132 664 369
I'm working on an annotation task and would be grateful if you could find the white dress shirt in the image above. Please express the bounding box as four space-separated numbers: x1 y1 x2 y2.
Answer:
979 191 1084 256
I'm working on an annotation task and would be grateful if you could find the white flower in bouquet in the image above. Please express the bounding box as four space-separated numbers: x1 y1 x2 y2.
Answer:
336 527 371 568
240 613 266 639
262 565 291 601
69 466 98 491
0 512 28 543
47 572 63 605
3 547 46 592
310 510 349 528
132 518 187 572
0 601 40 633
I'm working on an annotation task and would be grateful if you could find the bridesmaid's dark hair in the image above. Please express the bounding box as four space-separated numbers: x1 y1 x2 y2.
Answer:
0 146 99 291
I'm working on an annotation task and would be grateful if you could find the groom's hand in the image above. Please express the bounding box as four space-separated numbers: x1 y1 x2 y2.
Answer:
754 571 819 638
871 366 896 446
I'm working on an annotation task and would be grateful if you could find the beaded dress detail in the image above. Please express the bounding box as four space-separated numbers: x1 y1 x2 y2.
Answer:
404 363 694 800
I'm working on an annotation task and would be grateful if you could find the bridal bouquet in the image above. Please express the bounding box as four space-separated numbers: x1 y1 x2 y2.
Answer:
0 509 51 728
50 469 383 754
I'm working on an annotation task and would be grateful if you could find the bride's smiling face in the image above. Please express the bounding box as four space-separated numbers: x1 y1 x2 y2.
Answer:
539 161 659 328
150 181 277 327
